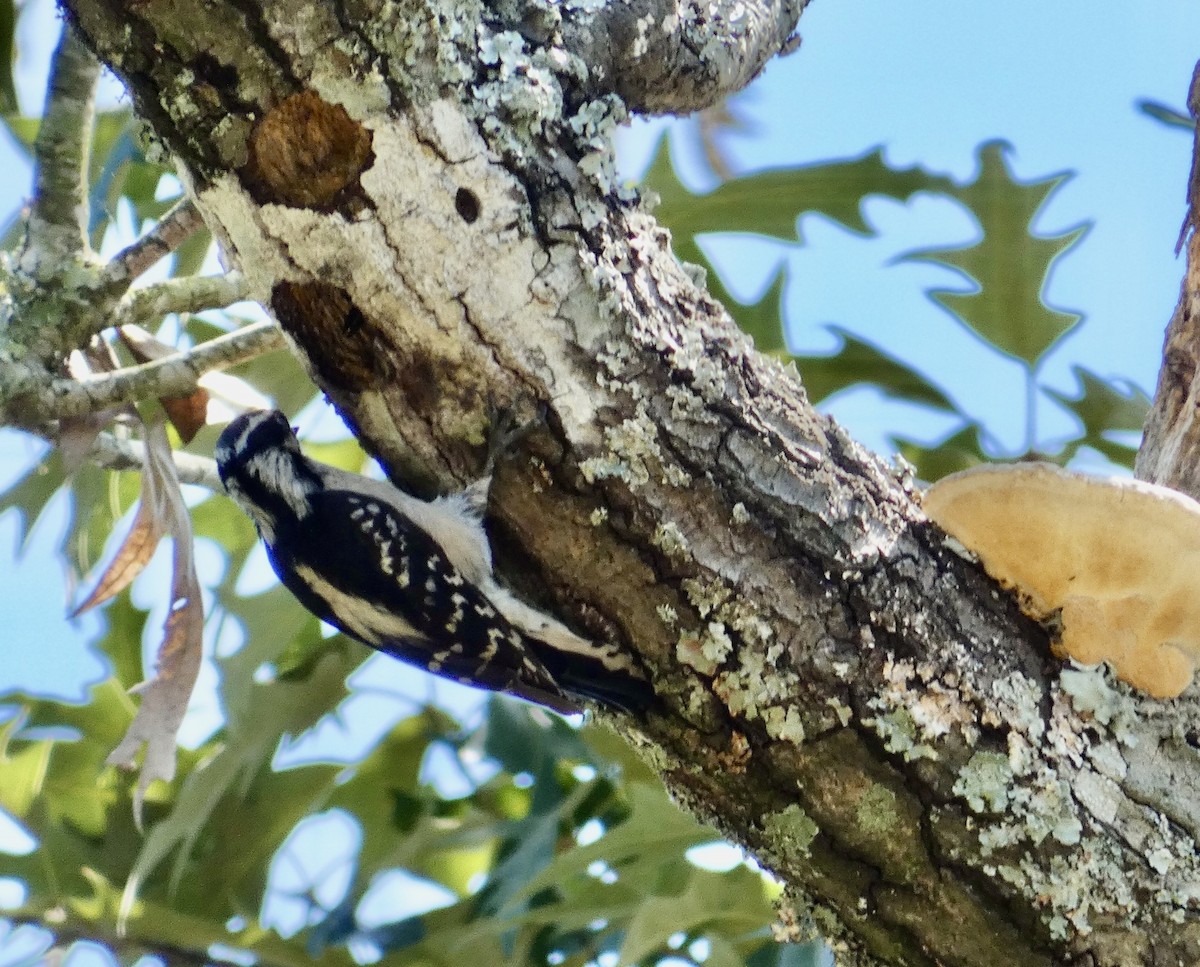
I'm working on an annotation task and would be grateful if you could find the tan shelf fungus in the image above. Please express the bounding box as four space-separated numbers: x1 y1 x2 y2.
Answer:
923 463 1200 699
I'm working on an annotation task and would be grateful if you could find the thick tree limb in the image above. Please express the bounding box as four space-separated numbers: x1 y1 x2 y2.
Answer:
557 0 807 114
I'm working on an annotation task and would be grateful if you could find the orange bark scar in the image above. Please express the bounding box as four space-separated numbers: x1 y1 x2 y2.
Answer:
244 89 372 208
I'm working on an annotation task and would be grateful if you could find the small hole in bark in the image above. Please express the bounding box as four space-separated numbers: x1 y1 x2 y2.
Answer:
455 187 481 223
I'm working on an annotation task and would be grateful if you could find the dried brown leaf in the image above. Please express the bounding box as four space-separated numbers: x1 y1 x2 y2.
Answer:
118 324 211 442
70 444 168 616
161 391 210 444
105 419 204 825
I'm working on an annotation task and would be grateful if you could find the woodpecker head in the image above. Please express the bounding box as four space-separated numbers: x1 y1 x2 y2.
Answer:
215 409 321 540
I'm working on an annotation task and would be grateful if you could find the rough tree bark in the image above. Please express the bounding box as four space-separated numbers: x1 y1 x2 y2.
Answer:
32 1 1200 964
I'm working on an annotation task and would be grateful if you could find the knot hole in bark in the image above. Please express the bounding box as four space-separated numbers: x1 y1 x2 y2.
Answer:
455 187 481 223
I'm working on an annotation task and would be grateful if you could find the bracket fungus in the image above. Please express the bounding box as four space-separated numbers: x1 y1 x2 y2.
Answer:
923 463 1200 698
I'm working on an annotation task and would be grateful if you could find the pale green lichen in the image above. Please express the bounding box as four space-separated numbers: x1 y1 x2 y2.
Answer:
589 506 608 526
866 656 976 754
656 604 678 627
474 29 563 148
990 672 1044 742
652 521 689 558
676 629 716 676
954 751 1012 813
715 647 802 722
569 95 627 195
702 621 733 666
731 502 750 525
825 698 852 727
763 705 806 745
579 408 680 488
855 785 901 839
1002 845 1136 939
977 822 1023 856
863 708 938 761
1148 847 1174 875
682 576 732 619
1020 776 1082 846
763 803 819 861
1059 665 1139 747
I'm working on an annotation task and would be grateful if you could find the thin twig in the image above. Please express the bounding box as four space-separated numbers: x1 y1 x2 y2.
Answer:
21 27 99 269
109 272 250 331
100 198 206 291
59 321 282 420
89 431 223 490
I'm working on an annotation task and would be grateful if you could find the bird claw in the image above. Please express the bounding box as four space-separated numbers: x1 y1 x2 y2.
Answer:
483 399 545 476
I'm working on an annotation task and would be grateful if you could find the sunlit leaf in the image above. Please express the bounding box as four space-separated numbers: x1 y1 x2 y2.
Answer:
1045 366 1149 469
121 643 352 918
798 326 960 413
904 141 1089 367
619 866 773 964
0 445 65 552
1137 98 1195 131
645 136 959 269
734 261 788 354
893 424 988 483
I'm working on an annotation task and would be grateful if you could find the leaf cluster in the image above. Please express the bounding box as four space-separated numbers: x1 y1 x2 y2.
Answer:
644 135 1149 477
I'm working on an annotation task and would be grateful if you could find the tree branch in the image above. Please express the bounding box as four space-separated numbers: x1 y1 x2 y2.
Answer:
1138 59 1200 498
17 27 98 274
86 430 222 489
108 272 250 331
100 198 206 291
560 0 807 114
57 2 1200 964
2 319 281 425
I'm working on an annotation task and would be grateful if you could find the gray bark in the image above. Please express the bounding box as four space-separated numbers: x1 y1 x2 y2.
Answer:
1138 64 1200 499
39 1 1200 963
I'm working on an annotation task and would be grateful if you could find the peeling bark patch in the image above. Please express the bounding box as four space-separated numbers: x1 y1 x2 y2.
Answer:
271 281 387 391
244 90 372 208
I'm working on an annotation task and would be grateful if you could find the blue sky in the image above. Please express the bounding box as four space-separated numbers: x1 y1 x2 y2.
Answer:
620 1 1198 458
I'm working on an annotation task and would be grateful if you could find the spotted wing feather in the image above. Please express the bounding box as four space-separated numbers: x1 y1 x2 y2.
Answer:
265 487 573 708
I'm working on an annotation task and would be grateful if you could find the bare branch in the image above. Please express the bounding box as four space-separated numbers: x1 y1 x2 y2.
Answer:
100 199 206 292
108 272 250 331
19 27 99 270
560 0 807 114
88 431 223 490
5 320 282 424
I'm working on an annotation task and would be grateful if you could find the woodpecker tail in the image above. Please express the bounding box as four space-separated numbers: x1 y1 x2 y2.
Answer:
488 586 655 712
